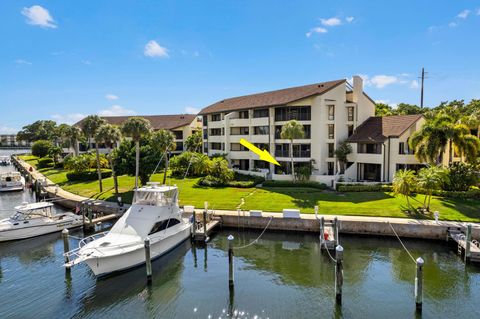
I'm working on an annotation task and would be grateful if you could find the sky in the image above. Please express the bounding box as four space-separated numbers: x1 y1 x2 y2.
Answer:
1 0 480 133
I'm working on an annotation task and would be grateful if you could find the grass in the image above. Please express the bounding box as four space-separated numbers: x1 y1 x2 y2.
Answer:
19 155 480 222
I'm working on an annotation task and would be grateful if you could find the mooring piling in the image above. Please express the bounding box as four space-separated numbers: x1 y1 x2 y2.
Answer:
465 224 472 263
192 210 197 239
228 234 234 287
415 257 424 311
319 216 325 244
62 228 70 264
334 217 339 246
145 237 152 284
335 245 344 304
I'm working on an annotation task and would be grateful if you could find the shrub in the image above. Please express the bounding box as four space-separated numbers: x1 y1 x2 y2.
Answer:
337 184 393 192
262 180 327 189
66 169 112 181
37 157 54 169
196 172 265 188
64 152 109 173
445 162 479 191
210 157 234 183
31 140 53 158
197 175 225 187
170 152 211 177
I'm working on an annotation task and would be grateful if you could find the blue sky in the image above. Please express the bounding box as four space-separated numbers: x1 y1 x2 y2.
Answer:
1 1 479 133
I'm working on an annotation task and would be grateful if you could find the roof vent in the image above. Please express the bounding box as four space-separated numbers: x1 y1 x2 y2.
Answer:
220 100 225 103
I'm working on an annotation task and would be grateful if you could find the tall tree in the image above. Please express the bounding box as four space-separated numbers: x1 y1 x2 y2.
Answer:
96 124 122 197
152 129 177 184
392 169 416 210
280 120 305 181
67 126 84 156
17 120 58 142
121 117 152 188
184 130 202 152
416 166 445 211
81 115 107 192
334 140 353 174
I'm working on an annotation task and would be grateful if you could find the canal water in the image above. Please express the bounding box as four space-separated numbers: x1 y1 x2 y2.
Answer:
0 150 479 318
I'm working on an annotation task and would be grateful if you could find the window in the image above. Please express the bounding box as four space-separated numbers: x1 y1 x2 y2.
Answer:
275 106 311 121
211 113 221 121
399 141 414 155
211 142 223 150
203 142 208 153
275 125 282 139
238 110 249 119
327 162 335 175
254 143 269 151
253 108 269 118
175 142 183 151
328 105 335 121
399 142 405 155
210 128 222 136
347 107 355 121
292 144 311 157
231 159 249 170
328 124 335 139
230 127 249 135
203 129 208 139
202 116 208 126
275 144 290 157
230 143 247 151
347 125 354 137
173 131 183 139
149 218 181 235
303 125 311 138
253 126 269 135
358 143 382 154
328 143 335 157
253 160 269 169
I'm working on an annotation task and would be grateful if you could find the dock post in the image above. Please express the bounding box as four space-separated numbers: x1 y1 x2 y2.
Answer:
62 228 70 264
192 211 196 239
203 210 207 238
145 237 152 284
335 245 344 304
415 257 424 311
465 224 472 263
228 234 234 287
334 217 339 246
320 216 325 246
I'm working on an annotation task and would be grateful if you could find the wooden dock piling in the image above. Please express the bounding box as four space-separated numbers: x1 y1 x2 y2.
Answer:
334 217 339 246
62 228 70 265
465 224 472 262
335 245 343 304
228 234 234 287
145 237 152 283
415 257 424 311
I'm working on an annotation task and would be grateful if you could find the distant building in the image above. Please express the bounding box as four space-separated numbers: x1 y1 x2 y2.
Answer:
0 134 31 147
74 114 202 153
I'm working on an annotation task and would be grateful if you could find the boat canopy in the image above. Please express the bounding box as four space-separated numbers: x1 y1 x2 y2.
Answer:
132 185 178 206
12 202 55 220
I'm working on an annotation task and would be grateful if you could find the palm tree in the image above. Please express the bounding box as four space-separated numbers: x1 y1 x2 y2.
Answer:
121 117 152 188
96 124 122 198
66 126 84 156
81 115 107 192
392 169 416 210
416 166 445 211
184 130 203 152
334 140 353 174
280 120 305 181
152 129 177 184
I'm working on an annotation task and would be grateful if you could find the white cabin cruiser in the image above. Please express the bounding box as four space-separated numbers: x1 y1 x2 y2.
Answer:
0 172 25 192
0 156 11 166
0 202 83 242
65 183 192 276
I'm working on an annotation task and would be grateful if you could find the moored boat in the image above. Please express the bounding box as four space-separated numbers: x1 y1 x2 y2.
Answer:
65 182 192 276
0 202 83 242
0 172 25 192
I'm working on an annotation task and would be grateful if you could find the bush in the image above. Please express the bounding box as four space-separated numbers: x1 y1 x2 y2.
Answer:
37 157 54 169
428 188 480 199
337 183 393 192
170 152 211 177
445 162 479 191
197 175 225 187
262 180 327 189
31 140 53 158
196 172 265 188
66 169 112 181
64 152 109 173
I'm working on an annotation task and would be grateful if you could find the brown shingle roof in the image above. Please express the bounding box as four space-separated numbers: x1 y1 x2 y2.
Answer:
347 114 424 143
199 79 346 115
75 114 197 130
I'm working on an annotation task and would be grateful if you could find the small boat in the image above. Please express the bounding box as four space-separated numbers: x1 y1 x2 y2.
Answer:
0 156 11 166
0 202 83 242
65 182 192 276
0 172 25 192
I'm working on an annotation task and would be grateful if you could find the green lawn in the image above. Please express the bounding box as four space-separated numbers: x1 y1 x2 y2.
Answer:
19 155 480 222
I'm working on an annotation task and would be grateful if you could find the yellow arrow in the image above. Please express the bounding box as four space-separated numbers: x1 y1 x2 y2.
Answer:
239 138 280 166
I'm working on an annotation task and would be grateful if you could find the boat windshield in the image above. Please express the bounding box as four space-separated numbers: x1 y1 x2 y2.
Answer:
132 189 178 206
12 206 54 220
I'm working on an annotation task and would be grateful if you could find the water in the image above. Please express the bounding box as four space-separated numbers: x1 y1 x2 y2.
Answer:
0 150 479 318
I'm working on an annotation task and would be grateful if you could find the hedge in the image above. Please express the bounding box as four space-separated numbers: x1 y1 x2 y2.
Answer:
66 169 112 181
197 174 265 188
337 184 393 192
37 157 54 169
262 180 327 190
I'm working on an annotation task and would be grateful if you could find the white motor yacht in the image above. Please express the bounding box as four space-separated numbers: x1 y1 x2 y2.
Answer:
65 183 192 276
0 156 11 166
0 202 83 242
0 172 25 192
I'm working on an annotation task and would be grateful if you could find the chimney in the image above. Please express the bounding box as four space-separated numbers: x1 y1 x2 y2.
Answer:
352 75 363 103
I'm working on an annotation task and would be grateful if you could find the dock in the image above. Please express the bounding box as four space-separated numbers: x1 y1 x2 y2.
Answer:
447 226 480 263
319 216 339 250
188 205 222 242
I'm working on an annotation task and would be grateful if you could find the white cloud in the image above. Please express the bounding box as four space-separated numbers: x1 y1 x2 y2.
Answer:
449 22 457 28
370 75 398 88
51 113 86 125
320 17 342 26
98 105 136 116
144 40 169 58
105 94 119 101
306 27 328 37
184 106 200 114
410 80 420 89
21 5 57 28
81 60 91 65
15 59 32 65
0 125 18 134
457 9 470 19
477 8 480 16
346 16 354 23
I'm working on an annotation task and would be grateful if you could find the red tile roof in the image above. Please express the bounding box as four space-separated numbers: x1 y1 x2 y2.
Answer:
199 80 346 115
347 114 424 143
75 114 198 130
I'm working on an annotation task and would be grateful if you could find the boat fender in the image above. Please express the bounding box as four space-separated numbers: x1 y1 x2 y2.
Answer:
324 232 329 241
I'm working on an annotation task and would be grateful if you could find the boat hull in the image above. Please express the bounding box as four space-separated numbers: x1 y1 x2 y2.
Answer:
85 225 191 276
0 218 83 242
0 185 24 192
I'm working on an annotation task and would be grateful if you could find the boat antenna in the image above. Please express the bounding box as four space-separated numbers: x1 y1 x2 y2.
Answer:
149 150 168 183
